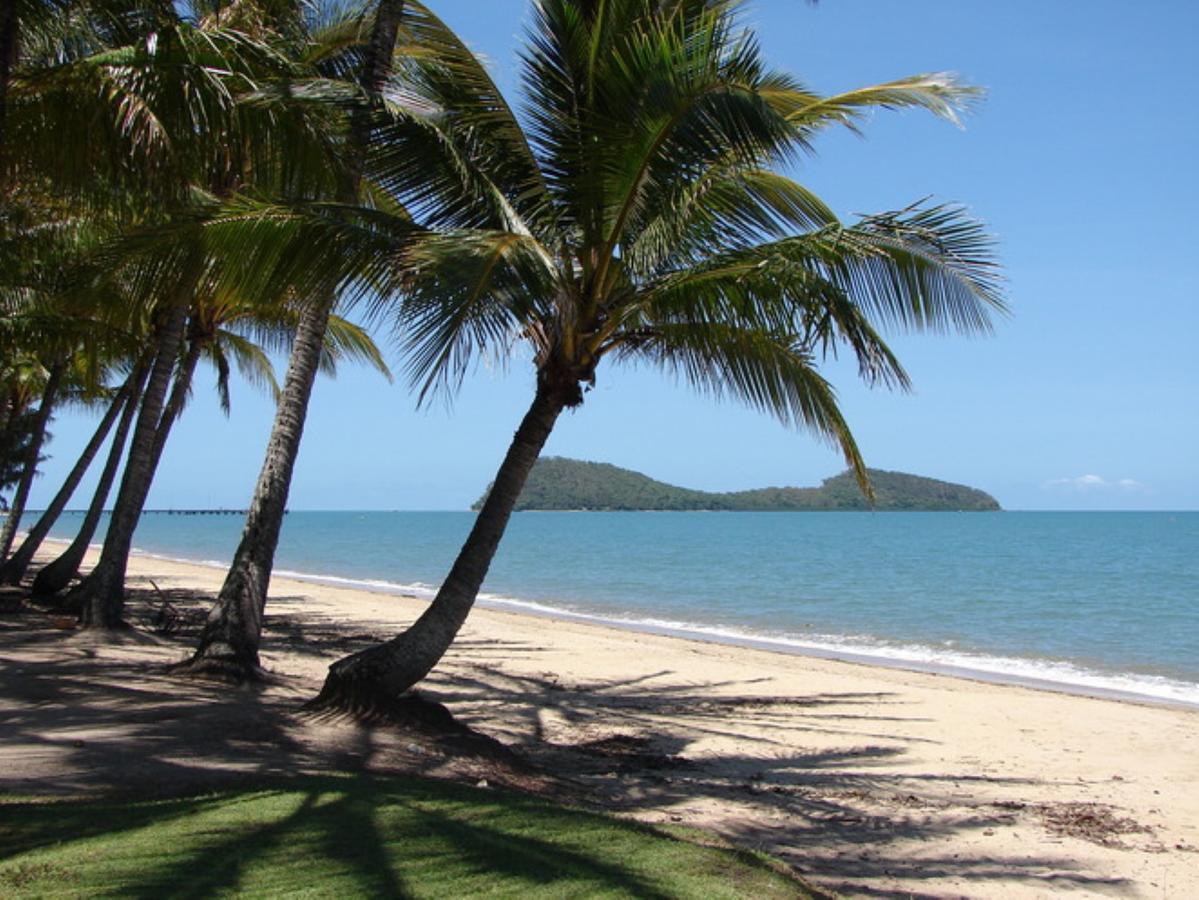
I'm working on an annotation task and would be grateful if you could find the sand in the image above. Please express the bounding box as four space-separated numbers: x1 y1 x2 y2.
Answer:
2 545 1197 898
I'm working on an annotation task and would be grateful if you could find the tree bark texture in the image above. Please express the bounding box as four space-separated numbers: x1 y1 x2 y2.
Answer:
313 379 567 711
0 362 64 562
187 306 329 677
67 260 200 627
187 0 406 680
33 365 146 597
0 376 133 585
149 333 202 470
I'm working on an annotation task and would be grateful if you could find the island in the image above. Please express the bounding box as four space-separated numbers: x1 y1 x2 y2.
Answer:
473 457 1002 512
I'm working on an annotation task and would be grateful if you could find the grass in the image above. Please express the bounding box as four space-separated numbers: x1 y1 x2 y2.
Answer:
0 773 818 898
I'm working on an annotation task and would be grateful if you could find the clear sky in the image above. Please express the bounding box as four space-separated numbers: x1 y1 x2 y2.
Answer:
30 0 1199 511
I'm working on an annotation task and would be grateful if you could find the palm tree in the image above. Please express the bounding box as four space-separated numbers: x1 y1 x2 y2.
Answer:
306 0 1006 710
0 367 135 584
29 361 149 595
30 3 343 627
0 179 152 575
0 357 63 560
0 216 130 565
184 0 408 679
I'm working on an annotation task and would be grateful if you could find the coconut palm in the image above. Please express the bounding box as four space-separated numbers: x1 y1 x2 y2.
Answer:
28 2 350 626
0 370 126 582
0 357 63 560
30 365 145 596
184 0 408 679
1 1 348 602
301 0 1006 709
0 205 134 564
0 172 159 571
22 362 149 593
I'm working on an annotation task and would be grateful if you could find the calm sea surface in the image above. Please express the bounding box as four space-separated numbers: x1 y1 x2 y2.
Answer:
41 510 1199 705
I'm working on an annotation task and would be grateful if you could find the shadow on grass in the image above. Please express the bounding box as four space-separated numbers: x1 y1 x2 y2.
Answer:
1 775 811 899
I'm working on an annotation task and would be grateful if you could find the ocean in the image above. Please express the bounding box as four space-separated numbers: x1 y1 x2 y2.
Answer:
38 509 1199 706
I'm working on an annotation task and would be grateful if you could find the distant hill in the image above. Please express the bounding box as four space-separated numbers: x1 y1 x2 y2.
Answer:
473 457 1001 512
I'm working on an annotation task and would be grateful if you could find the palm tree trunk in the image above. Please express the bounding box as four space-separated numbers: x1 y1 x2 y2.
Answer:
65 258 201 627
186 307 328 677
0 376 134 585
33 365 146 597
150 335 202 469
312 379 567 712
0 362 65 562
186 0 406 681
72 325 200 626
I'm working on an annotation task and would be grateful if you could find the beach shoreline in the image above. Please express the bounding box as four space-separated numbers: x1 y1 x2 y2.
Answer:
48 534 1199 712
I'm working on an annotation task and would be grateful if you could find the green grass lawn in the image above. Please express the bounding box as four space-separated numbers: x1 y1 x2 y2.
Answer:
0 773 818 898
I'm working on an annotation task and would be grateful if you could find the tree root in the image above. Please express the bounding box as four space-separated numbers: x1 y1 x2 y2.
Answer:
305 680 532 771
170 651 270 685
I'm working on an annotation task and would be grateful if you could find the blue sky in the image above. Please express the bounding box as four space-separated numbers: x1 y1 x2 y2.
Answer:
31 0 1199 511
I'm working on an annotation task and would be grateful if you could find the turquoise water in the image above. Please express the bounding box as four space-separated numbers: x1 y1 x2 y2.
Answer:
40 510 1199 704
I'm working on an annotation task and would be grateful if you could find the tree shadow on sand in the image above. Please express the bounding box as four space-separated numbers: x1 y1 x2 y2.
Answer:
418 642 1137 898
1 580 1140 898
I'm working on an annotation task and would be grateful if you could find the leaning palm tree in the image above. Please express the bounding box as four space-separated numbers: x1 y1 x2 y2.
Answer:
36 240 390 605
0 270 127 565
0 181 151 575
17 361 149 591
183 0 409 679
0 361 137 584
24 2 347 626
306 0 1006 710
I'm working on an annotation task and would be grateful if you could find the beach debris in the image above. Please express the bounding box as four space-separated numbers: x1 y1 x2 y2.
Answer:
992 800 1026 810
140 578 189 634
575 733 690 771
1037 802 1150 848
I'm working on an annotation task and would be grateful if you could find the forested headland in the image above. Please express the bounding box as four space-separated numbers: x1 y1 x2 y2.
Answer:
475 457 1001 512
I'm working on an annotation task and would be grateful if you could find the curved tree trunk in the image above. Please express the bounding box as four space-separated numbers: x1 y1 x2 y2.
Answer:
71 327 200 626
0 376 133 585
312 380 567 712
185 0 406 681
0 362 65 562
33 366 146 597
65 257 201 627
185 308 328 677
150 335 202 470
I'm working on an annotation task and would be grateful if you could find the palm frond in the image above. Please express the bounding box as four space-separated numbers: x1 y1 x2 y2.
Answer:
396 229 559 403
625 167 838 276
610 319 871 496
763 72 982 140
210 329 279 403
321 314 392 381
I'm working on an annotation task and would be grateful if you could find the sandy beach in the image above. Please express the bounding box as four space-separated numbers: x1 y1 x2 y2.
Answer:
3 545 1197 898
